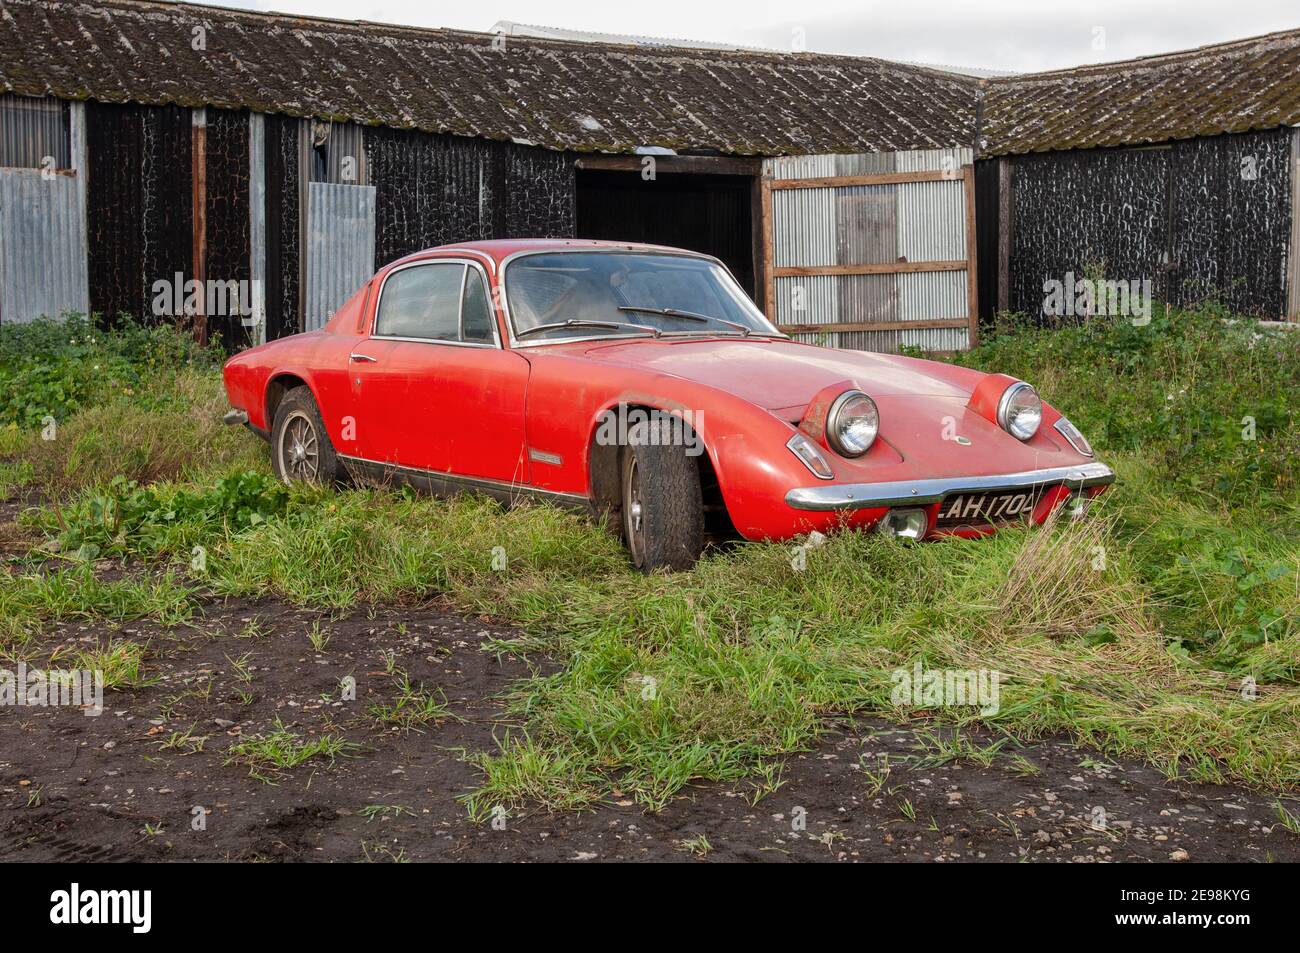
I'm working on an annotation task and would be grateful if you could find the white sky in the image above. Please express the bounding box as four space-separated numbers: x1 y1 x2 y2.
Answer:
216 0 1299 72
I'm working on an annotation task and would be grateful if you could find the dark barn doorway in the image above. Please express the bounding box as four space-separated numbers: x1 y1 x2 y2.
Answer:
575 166 758 298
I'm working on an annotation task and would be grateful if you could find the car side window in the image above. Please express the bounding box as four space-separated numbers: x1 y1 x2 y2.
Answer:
375 263 464 340
461 267 494 343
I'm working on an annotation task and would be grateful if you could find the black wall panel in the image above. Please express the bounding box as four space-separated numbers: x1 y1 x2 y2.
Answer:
499 142 577 239
1168 130 1291 316
264 113 300 339
365 127 575 269
204 107 251 349
973 158 1000 323
1009 145 1170 317
574 169 755 295
1005 127 1292 319
86 101 192 326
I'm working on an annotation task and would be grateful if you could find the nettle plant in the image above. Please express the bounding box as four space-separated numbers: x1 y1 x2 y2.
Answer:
0 314 218 430
40 471 291 561
1177 545 1296 668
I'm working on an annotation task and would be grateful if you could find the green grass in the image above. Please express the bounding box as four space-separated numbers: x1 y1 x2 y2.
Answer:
367 672 453 733
0 316 259 497
30 469 292 562
73 638 154 689
905 730 1012 770
959 303 1299 509
225 717 360 782
0 568 195 659
676 833 713 856
462 734 607 818
3 303 1298 813
359 804 416 822
158 724 208 755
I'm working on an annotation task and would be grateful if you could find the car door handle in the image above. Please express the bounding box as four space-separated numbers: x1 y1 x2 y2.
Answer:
349 352 378 363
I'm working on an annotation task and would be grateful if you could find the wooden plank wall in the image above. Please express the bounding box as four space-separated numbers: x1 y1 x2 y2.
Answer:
760 165 980 348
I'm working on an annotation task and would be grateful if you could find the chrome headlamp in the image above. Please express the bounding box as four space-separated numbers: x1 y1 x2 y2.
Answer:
996 382 1042 441
826 390 879 457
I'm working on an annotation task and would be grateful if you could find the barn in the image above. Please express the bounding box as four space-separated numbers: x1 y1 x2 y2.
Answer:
1 0 1298 354
977 29 1300 323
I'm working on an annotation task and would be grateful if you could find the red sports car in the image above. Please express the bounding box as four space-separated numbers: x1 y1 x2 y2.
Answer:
222 239 1113 571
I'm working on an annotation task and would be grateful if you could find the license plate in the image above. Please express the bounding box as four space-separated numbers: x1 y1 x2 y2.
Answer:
935 488 1044 528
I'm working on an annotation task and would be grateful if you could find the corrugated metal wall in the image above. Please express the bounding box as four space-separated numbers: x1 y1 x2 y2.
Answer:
1002 127 1292 319
765 148 974 352
248 114 267 345
305 120 366 185
0 170 87 322
304 182 376 332
0 93 70 169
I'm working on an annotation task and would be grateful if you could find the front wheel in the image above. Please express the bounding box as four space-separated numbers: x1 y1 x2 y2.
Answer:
271 386 341 486
620 413 704 572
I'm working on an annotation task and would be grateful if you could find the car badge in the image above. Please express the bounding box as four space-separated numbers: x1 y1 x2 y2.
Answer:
954 435 972 446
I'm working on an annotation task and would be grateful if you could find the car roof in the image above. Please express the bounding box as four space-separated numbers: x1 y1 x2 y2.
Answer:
388 238 717 270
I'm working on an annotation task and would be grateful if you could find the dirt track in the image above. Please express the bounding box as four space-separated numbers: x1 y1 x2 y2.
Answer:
2 595 1297 862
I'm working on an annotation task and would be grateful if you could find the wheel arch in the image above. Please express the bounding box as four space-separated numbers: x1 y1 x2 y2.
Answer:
265 372 312 429
586 401 732 538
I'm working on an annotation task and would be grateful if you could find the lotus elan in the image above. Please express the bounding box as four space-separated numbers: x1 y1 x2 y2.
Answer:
222 240 1114 571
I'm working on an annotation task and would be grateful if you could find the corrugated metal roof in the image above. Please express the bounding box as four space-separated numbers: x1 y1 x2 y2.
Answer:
982 28 1300 156
492 20 782 54
0 0 978 156
6 1 1300 160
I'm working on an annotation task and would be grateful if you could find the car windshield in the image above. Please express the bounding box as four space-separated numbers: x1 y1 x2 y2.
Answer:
504 252 781 341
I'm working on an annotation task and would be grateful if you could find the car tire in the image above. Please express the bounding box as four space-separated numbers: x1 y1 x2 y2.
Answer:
271 386 341 486
620 411 704 572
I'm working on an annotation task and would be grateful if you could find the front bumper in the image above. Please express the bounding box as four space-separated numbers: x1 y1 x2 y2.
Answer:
784 461 1116 512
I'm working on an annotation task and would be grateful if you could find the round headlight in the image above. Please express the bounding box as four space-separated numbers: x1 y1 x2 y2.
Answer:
997 382 1042 441
826 390 879 457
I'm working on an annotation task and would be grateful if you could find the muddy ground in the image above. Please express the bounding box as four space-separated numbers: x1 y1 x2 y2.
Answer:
2 591 1297 863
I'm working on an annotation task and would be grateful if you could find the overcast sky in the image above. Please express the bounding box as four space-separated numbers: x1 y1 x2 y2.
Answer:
219 0 1299 72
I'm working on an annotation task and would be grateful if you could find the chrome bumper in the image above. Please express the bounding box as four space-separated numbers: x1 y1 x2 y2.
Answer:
785 462 1116 512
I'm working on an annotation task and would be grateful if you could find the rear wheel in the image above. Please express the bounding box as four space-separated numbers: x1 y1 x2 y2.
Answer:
620 412 704 572
271 386 341 486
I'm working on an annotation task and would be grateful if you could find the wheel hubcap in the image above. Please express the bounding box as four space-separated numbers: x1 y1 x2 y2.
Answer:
625 456 645 564
281 413 320 482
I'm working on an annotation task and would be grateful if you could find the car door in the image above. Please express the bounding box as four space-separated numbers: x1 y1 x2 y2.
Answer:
349 258 531 484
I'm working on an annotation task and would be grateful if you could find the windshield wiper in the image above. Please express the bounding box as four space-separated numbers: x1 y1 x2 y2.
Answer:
516 319 661 340
618 306 752 336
